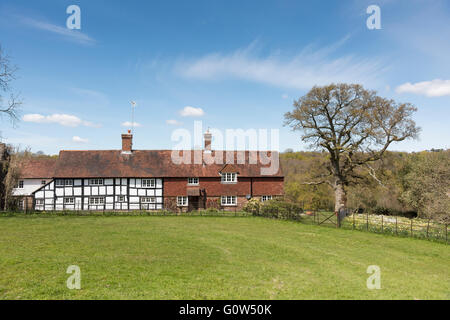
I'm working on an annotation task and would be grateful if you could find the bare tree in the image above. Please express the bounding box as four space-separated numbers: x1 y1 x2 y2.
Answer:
0 46 22 124
284 84 420 213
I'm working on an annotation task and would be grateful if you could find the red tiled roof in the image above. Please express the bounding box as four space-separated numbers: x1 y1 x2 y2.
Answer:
53 150 283 178
219 164 239 173
19 158 58 179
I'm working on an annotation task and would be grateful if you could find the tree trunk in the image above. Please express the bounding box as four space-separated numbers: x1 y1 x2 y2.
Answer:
334 181 347 213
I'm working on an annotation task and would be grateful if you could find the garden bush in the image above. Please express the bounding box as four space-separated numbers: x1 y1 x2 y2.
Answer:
255 199 303 220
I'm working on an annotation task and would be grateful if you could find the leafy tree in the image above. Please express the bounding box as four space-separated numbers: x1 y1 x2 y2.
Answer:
399 150 450 223
284 84 419 212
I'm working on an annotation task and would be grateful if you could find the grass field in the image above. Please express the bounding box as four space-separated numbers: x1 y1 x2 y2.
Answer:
0 215 448 299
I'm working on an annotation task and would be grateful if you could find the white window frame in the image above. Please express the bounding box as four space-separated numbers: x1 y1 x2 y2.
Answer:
16 180 24 189
141 197 156 204
57 179 73 186
117 195 126 203
64 197 75 204
41 180 46 185
187 177 199 185
89 197 105 205
261 195 273 202
177 196 188 207
142 179 156 188
36 199 44 205
89 179 104 186
221 173 237 183
221 196 237 206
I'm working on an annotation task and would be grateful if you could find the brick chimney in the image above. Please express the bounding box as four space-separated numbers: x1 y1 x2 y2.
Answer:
121 130 133 154
204 129 212 152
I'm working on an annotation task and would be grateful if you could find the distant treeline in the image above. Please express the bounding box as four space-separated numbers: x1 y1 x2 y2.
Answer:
280 149 450 223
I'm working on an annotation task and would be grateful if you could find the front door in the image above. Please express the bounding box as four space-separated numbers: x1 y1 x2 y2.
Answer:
188 196 200 211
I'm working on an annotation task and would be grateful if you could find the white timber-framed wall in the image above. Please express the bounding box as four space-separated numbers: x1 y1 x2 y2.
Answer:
33 178 163 211
12 179 50 196
34 180 56 211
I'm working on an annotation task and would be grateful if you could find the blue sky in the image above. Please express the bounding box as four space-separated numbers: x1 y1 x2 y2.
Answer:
0 0 449 154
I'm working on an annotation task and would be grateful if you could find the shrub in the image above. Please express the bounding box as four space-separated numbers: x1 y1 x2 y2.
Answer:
205 207 220 214
243 198 261 215
258 199 302 220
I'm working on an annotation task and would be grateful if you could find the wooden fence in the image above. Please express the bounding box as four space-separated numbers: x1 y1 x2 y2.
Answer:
255 208 448 243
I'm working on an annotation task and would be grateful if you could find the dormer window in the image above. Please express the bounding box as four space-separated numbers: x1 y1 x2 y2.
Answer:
56 179 73 186
221 172 237 183
89 179 104 186
187 177 199 185
142 179 155 188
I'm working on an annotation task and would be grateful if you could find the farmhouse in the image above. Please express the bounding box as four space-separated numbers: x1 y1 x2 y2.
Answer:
11 157 57 211
13 131 283 211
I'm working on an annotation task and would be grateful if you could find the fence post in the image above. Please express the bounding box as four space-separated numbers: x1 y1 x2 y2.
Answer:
426 219 430 239
446 224 448 243
381 215 383 233
336 210 339 228
410 219 413 237
353 213 355 230
395 217 398 235
366 213 369 231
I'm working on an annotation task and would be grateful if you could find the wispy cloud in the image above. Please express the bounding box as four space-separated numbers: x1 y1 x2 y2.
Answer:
23 113 101 128
121 121 142 127
396 79 450 97
18 16 95 45
166 119 183 126
72 136 89 144
70 88 109 105
179 106 204 117
176 38 387 89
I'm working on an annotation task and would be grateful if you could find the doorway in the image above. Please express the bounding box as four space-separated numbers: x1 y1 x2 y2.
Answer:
188 196 200 211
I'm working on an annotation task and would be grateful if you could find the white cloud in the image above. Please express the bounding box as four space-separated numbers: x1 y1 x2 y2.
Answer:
166 119 183 126
72 136 88 143
176 38 387 89
179 106 205 117
396 79 450 97
19 16 95 45
23 113 101 127
121 121 142 127
281 94 289 99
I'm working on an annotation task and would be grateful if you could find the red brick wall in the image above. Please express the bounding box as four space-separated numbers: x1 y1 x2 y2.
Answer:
252 177 284 196
165 195 249 211
163 177 284 198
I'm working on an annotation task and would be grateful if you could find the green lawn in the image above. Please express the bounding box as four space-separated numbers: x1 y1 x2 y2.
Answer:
0 215 448 299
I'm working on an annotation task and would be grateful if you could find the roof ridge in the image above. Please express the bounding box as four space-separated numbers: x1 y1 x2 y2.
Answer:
59 149 278 152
